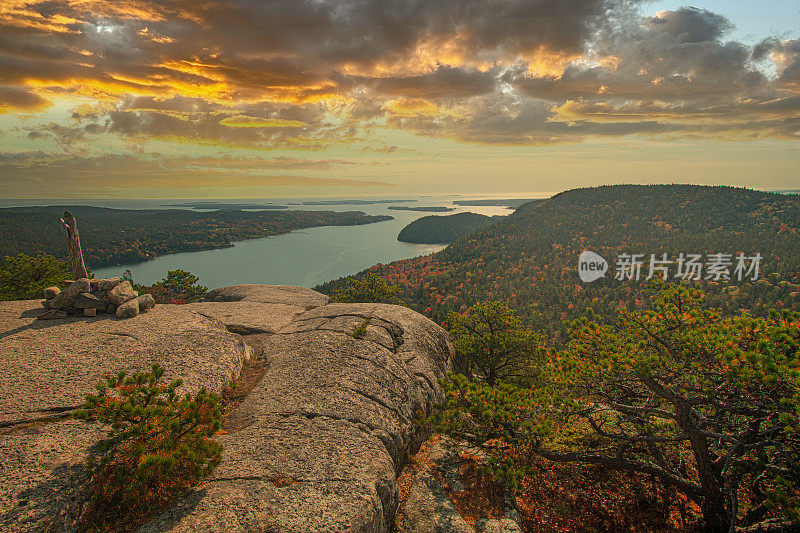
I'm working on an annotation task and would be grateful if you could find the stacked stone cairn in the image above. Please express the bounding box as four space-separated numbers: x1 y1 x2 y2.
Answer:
38 278 156 320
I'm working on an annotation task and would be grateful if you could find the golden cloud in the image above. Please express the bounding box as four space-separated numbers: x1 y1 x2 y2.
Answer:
219 116 309 128
383 98 439 116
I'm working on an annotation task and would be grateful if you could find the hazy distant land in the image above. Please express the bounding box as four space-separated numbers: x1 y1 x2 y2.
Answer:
162 202 288 210
453 199 540 208
295 199 416 206
387 206 455 212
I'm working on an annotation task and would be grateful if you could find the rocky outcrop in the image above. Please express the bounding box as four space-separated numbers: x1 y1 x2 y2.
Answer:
141 302 453 533
185 301 308 334
206 284 330 308
395 437 523 533
0 298 251 532
0 285 454 533
40 278 151 319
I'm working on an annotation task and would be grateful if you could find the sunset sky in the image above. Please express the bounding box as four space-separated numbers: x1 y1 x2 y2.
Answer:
0 0 798 198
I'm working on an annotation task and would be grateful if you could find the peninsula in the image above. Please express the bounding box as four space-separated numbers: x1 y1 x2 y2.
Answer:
0 206 391 268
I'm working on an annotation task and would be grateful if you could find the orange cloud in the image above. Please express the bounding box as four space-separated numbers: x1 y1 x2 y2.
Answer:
383 98 439 116
219 116 309 128
524 46 581 77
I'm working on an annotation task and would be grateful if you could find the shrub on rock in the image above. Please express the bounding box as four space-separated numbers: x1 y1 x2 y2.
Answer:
75 364 223 529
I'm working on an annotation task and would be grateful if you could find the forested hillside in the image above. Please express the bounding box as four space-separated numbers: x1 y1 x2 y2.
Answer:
319 185 800 343
0 206 391 268
397 212 501 243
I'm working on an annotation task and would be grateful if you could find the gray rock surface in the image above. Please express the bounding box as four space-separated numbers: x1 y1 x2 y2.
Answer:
73 293 105 310
0 300 249 426
47 278 90 308
36 309 67 320
138 293 156 311
0 419 103 532
475 518 523 533
107 280 138 306
0 299 252 532
206 284 330 308
0 286 454 533
97 277 121 291
185 301 307 334
42 286 60 299
140 302 453 533
115 298 140 318
404 473 474 533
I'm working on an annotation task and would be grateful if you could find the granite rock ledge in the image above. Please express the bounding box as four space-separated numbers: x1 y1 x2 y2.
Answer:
0 284 454 533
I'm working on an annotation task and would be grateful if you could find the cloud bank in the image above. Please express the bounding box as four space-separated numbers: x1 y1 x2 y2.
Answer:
0 0 797 194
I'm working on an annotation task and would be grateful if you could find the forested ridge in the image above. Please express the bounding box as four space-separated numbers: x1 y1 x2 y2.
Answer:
318 184 800 343
397 212 502 243
0 206 391 268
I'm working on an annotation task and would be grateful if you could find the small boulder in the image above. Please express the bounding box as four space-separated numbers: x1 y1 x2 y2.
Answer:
115 299 140 318
43 286 60 299
37 309 68 320
107 281 138 306
83 308 96 317
73 293 106 310
47 279 91 308
97 277 121 291
137 293 156 312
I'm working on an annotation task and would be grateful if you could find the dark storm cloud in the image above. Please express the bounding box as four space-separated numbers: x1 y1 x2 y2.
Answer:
0 0 619 98
643 7 733 43
755 38 800 85
0 85 50 111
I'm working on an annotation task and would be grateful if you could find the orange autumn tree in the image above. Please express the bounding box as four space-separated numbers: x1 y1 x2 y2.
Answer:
433 283 800 532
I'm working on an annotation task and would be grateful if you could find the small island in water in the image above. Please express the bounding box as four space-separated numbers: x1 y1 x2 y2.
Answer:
397 212 503 244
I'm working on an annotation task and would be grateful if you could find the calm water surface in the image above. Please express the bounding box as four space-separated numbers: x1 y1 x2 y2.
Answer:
79 197 513 288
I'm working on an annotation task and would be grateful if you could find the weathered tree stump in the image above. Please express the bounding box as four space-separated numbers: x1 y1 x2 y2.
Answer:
60 211 88 280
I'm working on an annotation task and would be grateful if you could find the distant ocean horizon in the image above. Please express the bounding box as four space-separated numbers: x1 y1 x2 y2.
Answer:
4 187 796 290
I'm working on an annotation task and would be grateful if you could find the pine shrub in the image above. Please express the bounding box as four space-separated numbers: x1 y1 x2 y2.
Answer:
75 364 222 528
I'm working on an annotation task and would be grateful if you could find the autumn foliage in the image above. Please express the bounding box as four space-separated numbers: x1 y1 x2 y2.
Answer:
433 283 800 532
330 271 405 305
